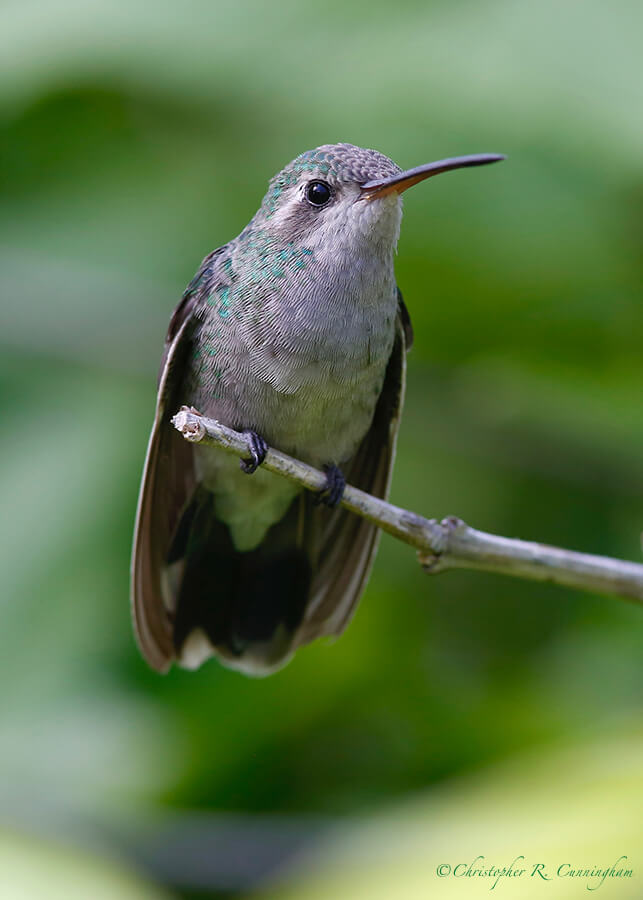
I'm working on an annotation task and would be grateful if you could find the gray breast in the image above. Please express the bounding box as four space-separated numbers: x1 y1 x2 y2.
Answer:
185 224 399 465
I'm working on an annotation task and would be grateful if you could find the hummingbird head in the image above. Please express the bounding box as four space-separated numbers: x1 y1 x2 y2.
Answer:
255 143 505 256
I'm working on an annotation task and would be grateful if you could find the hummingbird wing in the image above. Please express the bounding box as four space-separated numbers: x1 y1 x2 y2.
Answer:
130 249 224 672
294 288 413 647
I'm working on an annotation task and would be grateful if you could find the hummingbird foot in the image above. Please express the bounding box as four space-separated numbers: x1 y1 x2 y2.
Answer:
240 430 268 475
315 464 346 508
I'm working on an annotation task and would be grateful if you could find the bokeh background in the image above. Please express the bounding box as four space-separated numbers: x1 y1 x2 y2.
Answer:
1 0 642 897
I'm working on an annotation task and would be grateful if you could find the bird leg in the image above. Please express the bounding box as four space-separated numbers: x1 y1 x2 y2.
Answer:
240 430 268 474
315 464 346 508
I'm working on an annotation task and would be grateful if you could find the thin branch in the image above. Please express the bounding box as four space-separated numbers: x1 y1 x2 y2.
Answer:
172 407 643 605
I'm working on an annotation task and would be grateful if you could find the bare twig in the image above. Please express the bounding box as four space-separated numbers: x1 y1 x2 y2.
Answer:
172 407 643 605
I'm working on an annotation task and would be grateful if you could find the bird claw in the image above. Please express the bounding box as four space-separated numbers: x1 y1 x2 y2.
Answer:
240 430 268 474
314 464 346 508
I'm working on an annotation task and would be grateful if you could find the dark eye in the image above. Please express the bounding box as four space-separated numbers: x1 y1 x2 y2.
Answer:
305 180 332 207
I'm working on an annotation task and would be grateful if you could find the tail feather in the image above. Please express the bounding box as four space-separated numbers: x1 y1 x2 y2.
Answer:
171 492 311 675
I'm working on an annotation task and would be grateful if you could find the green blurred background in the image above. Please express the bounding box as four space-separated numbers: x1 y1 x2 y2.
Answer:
1 0 642 897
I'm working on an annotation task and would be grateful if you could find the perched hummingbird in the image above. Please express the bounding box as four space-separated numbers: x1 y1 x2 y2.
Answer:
131 143 504 676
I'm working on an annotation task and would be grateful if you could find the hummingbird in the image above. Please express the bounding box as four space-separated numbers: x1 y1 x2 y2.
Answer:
131 143 504 676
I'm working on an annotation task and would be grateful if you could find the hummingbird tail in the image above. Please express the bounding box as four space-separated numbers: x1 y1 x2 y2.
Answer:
171 492 311 676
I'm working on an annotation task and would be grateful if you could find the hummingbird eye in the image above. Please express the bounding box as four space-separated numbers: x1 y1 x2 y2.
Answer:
305 180 332 207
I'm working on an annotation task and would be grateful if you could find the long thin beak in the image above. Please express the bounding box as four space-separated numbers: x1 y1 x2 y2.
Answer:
360 153 506 200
